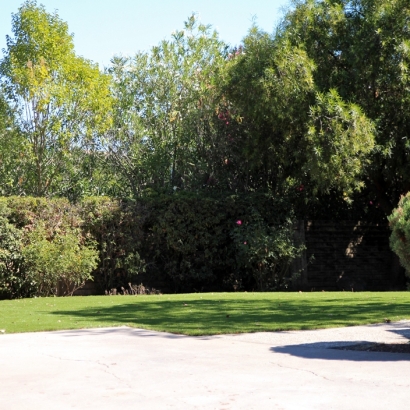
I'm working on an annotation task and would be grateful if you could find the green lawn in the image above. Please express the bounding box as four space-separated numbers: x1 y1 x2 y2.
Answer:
0 292 409 336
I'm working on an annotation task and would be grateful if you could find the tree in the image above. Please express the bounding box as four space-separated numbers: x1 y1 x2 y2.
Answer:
0 0 112 197
278 0 410 215
106 15 228 196
223 25 374 198
0 88 28 196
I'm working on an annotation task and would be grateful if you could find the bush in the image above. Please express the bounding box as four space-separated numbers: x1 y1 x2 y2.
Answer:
0 196 99 298
0 216 35 299
79 197 147 292
0 193 303 297
231 207 305 291
142 191 302 292
22 224 98 296
0 196 81 230
389 193 410 279
144 193 229 291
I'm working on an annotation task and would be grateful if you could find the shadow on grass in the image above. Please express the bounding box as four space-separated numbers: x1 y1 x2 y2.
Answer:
49 296 410 336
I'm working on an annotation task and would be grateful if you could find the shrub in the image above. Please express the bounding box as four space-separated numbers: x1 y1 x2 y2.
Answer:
0 193 303 297
144 193 230 291
389 193 410 279
0 216 35 299
0 196 99 298
22 224 99 296
0 196 81 230
79 197 147 292
142 191 302 292
231 207 305 291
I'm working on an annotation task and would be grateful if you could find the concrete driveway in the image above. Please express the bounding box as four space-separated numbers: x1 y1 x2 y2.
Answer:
1 322 410 409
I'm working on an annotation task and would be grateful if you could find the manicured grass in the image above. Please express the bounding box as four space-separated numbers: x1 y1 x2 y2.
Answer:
0 291 409 336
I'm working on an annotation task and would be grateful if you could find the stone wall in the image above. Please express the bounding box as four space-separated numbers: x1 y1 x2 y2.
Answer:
295 220 404 291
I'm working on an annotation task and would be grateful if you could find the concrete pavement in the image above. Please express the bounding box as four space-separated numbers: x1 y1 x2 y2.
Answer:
1 322 410 409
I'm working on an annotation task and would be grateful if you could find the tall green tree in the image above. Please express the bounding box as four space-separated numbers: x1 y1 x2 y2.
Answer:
106 15 228 196
0 0 112 197
279 0 410 214
223 26 374 197
0 88 27 195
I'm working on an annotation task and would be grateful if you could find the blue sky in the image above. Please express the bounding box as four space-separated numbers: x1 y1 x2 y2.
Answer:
0 0 289 69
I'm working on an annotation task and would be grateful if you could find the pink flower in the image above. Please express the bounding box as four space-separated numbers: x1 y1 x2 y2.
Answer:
226 121 229 125
243 241 247 245
236 220 242 226
369 201 373 205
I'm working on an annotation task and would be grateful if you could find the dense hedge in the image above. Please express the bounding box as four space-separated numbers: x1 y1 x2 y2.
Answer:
139 192 304 292
0 197 98 298
0 193 304 298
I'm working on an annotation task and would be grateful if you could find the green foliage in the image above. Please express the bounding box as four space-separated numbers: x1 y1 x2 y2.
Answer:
0 1 408 222
231 208 304 291
106 14 228 196
79 197 147 292
0 196 99 298
306 90 375 194
280 0 410 213
224 23 375 197
22 224 98 296
145 193 229 290
389 193 410 278
0 89 27 196
0 196 80 229
3 2 404 296
0 0 113 197
142 192 301 292
0 215 34 299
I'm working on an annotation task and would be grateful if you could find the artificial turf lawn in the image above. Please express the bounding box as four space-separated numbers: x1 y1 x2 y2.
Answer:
0 291 409 336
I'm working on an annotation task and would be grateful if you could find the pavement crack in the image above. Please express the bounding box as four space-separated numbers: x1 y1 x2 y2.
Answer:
41 353 132 388
271 362 335 382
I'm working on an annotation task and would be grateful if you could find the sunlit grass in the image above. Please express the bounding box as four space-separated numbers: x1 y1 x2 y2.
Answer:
0 291 409 336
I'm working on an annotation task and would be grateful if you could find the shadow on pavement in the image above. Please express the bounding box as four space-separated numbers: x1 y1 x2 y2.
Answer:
57 326 217 340
387 328 410 339
270 342 410 361
58 326 187 339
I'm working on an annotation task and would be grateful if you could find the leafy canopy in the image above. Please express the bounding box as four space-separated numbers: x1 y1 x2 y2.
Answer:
0 0 113 197
223 24 375 197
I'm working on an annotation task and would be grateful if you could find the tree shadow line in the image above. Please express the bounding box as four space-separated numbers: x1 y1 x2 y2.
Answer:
47 297 410 340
